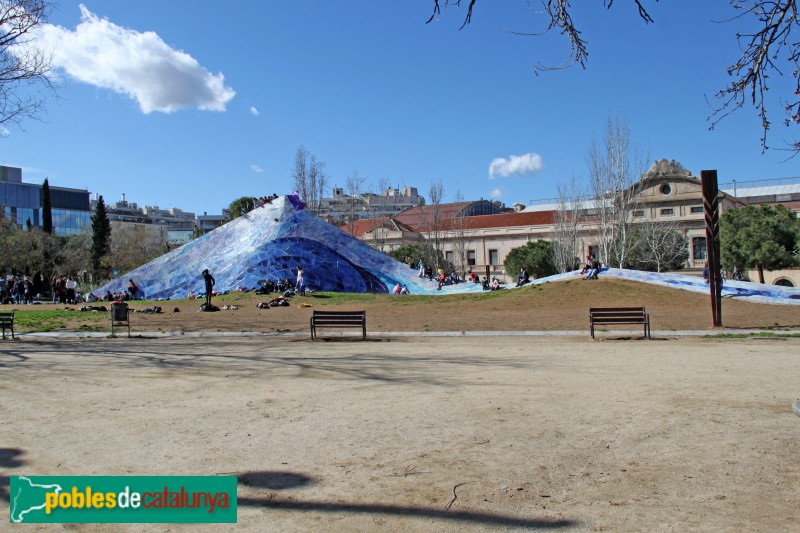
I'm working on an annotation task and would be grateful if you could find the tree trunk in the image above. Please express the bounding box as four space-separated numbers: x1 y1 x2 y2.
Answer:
757 264 765 284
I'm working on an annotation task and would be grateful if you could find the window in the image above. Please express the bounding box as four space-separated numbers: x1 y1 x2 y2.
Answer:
660 208 674 216
467 250 476 266
633 210 645 217
690 206 703 214
692 237 707 261
445 251 454 265
660 184 672 195
588 246 599 259
489 249 499 265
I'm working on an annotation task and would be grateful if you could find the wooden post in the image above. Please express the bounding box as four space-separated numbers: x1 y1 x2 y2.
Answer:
701 170 722 327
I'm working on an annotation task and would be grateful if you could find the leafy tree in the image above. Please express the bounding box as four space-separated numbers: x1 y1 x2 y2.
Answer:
227 196 257 220
91 195 111 279
0 0 54 130
41 177 52 233
721 204 800 283
427 1 800 152
504 240 557 279
388 243 445 272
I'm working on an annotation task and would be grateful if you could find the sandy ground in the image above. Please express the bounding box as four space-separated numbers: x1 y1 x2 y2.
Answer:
1 335 798 531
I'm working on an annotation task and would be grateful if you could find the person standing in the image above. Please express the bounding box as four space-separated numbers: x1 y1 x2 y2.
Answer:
296 266 305 296
65 276 75 303
128 279 138 300
202 269 216 307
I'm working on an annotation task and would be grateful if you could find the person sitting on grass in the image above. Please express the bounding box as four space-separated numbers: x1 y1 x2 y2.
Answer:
516 268 530 287
490 276 501 291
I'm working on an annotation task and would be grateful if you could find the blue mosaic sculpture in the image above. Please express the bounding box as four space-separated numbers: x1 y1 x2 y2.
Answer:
96 195 476 299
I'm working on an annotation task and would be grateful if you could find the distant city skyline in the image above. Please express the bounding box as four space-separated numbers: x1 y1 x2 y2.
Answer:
3 1 800 215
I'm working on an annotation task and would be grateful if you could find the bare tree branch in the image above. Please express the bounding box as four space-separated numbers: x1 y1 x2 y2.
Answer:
0 0 54 129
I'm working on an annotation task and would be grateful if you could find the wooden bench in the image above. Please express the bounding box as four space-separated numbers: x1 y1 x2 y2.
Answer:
310 310 366 340
0 311 14 340
110 303 131 338
589 307 651 339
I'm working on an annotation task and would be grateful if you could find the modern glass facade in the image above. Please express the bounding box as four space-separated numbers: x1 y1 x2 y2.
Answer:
0 166 91 237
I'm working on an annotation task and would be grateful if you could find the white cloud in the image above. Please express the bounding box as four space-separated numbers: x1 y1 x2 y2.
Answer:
0 127 9 138
250 165 264 173
488 152 544 179
249 106 259 117
26 4 235 114
490 188 503 199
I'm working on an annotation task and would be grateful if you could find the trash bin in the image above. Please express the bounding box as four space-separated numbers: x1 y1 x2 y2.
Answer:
110 303 130 337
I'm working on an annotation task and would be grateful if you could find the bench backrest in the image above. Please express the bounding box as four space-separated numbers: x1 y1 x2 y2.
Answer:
0 312 13 324
589 307 647 320
312 310 365 321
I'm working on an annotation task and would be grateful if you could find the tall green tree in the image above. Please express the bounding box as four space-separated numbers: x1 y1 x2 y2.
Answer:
41 177 52 233
721 204 800 283
91 195 111 279
504 240 557 279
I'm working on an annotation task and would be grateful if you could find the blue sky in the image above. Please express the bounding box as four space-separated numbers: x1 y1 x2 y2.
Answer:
3 1 800 215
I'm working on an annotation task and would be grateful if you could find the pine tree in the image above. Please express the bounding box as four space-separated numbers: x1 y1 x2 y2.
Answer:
91 195 111 279
41 178 53 234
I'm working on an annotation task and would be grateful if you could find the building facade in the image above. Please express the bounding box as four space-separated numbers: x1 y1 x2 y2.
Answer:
346 160 799 287
0 165 91 236
319 187 423 224
92 194 197 246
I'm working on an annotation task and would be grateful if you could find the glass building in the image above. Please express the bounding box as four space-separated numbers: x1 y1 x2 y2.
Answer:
0 165 91 236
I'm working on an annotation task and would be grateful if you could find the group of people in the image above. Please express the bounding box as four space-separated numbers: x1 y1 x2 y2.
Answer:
0 276 37 304
392 283 410 294
253 266 306 296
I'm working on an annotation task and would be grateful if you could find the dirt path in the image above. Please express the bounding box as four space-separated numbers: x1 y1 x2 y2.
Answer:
2 335 798 531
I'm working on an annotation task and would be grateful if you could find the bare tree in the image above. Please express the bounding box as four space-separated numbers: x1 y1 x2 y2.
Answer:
627 219 689 272
587 117 645 268
292 145 309 204
450 190 471 276
0 0 54 129
426 179 445 270
291 145 327 214
308 154 327 213
427 1 800 152
109 225 166 274
345 169 366 234
552 177 585 273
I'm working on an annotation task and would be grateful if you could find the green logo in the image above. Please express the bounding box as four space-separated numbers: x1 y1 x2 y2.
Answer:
10 476 237 523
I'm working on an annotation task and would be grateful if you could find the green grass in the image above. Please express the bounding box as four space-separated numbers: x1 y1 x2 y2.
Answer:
10 309 106 332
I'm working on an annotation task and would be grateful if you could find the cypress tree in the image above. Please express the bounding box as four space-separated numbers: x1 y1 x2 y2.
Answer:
91 195 111 279
42 178 53 234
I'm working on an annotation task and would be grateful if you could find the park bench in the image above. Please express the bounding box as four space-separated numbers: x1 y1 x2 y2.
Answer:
310 310 366 340
110 302 131 338
589 307 651 339
0 311 14 340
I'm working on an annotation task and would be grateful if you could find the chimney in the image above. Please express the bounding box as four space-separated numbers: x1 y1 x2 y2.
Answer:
121 193 126 202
